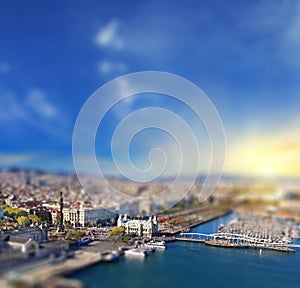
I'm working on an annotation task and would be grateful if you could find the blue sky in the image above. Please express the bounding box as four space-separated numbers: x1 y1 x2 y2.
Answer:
1 0 300 177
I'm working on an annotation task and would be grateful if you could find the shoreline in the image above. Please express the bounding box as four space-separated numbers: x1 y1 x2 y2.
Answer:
0 209 232 287
6 209 296 287
160 209 232 235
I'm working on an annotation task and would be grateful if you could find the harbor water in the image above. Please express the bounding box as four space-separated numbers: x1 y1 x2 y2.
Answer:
70 213 300 288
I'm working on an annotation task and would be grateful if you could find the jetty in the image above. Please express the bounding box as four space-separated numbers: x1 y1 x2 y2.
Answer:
176 232 296 253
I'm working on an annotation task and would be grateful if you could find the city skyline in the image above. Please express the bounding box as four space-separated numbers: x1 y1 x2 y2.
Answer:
1 0 300 178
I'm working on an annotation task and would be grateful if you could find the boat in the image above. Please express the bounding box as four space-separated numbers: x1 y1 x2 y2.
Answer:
145 241 166 250
259 249 263 254
124 248 147 257
139 244 155 252
101 251 119 262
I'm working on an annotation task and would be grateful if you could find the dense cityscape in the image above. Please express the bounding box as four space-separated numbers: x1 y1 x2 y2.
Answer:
0 168 300 287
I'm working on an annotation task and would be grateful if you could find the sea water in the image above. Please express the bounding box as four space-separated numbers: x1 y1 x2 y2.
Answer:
71 213 300 288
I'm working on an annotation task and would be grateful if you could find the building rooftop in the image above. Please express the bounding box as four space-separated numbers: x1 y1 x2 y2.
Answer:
8 236 30 244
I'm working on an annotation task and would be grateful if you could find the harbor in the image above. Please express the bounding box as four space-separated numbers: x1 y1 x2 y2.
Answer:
70 212 300 288
1 211 299 287
177 213 299 253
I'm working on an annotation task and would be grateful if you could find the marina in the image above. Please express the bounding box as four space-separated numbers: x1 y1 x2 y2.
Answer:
177 213 299 253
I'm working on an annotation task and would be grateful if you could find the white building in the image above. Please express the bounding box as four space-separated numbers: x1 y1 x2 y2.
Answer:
8 236 39 257
63 207 115 227
117 215 158 237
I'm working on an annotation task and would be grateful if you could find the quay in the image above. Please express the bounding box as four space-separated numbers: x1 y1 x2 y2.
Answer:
0 250 105 287
204 239 296 253
176 234 296 253
161 209 232 235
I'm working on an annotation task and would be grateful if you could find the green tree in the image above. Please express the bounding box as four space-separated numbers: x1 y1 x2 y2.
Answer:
109 227 125 236
17 216 30 227
4 207 27 219
65 231 85 240
28 214 40 224
16 210 27 217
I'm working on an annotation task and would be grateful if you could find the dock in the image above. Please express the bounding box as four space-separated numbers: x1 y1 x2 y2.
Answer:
204 240 296 253
176 235 296 253
160 210 232 235
0 251 104 287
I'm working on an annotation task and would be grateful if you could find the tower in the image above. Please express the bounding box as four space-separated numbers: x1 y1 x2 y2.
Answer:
58 191 64 232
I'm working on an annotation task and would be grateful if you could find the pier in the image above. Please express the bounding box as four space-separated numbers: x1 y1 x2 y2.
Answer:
176 232 297 253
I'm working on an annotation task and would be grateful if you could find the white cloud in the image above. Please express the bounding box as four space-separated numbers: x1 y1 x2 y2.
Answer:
0 86 69 140
0 153 37 165
26 89 57 119
0 89 30 122
98 60 128 75
95 19 123 49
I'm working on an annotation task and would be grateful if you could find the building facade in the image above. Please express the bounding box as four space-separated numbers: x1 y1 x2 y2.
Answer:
63 207 115 227
12 226 48 243
8 236 39 257
3 226 48 243
117 215 158 237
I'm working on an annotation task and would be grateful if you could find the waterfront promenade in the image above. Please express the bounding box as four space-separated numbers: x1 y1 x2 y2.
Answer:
159 209 232 234
0 251 103 287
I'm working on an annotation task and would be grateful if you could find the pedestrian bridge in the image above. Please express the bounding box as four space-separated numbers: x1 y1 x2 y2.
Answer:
177 232 300 248
177 232 213 240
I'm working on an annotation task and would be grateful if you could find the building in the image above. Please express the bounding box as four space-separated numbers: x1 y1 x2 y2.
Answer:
0 206 3 219
117 215 158 237
63 207 115 227
7 236 39 257
6 226 48 243
51 209 62 225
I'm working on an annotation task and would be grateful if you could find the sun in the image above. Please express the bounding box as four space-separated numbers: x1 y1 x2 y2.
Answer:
258 165 278 178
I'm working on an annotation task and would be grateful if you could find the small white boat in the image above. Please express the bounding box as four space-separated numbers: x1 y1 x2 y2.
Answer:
146 241 166 250
124 249 147 257
259 249 263 254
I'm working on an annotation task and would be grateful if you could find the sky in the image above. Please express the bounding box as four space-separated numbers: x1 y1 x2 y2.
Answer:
0 0 300 178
